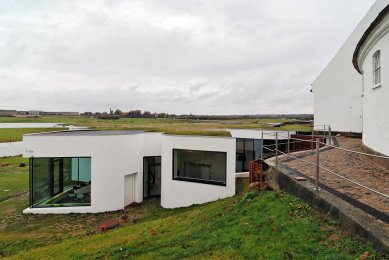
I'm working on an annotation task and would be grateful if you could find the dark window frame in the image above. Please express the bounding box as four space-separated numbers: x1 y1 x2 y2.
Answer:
29 156 91 208
172 148 227 186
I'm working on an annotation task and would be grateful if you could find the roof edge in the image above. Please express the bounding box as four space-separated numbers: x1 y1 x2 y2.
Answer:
353 4 389 74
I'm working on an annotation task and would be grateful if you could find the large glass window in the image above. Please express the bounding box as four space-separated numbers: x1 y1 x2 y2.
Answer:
30 157 91 208
173 149 227 186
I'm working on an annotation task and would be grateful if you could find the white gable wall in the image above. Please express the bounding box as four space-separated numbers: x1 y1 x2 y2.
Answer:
312 0 389 133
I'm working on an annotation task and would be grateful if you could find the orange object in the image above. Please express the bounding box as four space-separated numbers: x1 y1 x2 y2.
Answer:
98 219 119 231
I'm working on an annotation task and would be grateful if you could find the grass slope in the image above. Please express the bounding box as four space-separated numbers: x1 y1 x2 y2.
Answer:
0 128 67 143
6 191 378 259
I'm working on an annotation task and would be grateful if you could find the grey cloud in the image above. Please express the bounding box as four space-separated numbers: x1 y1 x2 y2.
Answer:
0 0 376 114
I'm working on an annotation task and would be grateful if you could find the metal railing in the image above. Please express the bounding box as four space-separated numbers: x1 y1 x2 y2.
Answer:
261 130 389 200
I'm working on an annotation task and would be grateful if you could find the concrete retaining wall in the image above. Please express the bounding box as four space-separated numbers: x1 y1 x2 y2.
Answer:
271 166 389 255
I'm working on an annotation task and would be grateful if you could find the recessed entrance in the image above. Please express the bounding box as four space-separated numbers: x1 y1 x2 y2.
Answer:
143 156 161 198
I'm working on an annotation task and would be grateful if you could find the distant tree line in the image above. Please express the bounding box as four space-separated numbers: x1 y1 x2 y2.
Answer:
80 110 313 121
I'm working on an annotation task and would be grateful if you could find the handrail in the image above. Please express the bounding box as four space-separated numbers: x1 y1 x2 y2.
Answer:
277 148 389 199
277 134 389 160
262 146 389 199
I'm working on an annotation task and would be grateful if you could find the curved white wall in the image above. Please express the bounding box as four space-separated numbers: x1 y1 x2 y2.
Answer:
23 134 145 213
312 0 389 133
359 15 389 155
161 135 236 208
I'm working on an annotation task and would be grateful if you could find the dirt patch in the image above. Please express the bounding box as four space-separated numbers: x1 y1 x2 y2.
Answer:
280 137 389 214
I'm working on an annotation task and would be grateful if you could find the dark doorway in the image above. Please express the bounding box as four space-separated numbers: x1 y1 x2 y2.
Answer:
143 156 161 198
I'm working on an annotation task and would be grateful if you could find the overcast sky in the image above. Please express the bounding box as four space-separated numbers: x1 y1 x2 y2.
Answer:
0 0 376 114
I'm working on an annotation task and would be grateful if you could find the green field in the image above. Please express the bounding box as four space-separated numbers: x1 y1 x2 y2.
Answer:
0 116 312 136
0 157 379 258
0 128 67 143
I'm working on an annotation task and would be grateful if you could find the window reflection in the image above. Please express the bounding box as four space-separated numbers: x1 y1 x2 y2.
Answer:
173 149 227 186
30 157 91 207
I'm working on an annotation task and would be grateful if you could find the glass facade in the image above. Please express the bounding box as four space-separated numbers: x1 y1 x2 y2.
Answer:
236 139 261 172
173 149 227 186
30 157 91 207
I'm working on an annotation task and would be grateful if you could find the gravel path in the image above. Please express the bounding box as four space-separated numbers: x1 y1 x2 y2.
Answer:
280 137 389 214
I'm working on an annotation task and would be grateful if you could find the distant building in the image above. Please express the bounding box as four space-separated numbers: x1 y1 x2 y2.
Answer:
29 110 39 115
312 0 388 133
39 111 79 116
0 109 17 116
16 111 29 115
353 4 389 155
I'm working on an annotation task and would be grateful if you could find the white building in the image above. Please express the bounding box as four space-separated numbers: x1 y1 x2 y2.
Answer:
353 4 389 155
22 129 294 214
22 130 236 213
312 0 389 133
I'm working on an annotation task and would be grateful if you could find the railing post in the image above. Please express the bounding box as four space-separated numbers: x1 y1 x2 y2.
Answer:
275 132 278 166
261 131 264 160
315 138 320 191
287 131 290 154
328 126 332 145
323 124 326 140
311 135 314 150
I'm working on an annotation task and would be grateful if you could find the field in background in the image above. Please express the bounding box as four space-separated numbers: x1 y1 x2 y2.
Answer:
0 128 67 143
0 117 312 136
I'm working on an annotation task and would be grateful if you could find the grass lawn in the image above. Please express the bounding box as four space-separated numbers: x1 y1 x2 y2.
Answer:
0 156 29 202
0 117 312 136
0 128 67 143
0 165 379 259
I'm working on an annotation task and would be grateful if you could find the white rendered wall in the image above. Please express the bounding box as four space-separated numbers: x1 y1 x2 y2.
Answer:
359 18 389 155
22 134 144 213
22 132 238 213
160 135 236 208
143 132 163 156
312 0 388 133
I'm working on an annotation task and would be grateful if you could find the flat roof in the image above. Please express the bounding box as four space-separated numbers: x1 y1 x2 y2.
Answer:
228 129 295 140
25 130 144 136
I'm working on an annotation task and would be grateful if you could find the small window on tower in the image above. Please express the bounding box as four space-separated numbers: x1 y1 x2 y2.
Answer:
373 50 381 87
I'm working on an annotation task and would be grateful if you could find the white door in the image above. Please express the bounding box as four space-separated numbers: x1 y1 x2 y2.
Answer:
124 174 136 207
